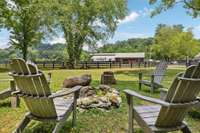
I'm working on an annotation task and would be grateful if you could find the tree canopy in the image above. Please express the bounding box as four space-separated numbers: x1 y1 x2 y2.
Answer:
149 0 200 17
0 0 52 60
152 24 200 60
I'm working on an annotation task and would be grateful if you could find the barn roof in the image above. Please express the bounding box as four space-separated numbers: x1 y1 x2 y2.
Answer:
91 53 145 58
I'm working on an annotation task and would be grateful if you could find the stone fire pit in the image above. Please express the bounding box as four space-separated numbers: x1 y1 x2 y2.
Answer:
77 85 121 110
62 74 121 110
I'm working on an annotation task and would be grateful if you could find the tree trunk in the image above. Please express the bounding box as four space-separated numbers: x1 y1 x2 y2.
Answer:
67 41 75 69
22 44 28 61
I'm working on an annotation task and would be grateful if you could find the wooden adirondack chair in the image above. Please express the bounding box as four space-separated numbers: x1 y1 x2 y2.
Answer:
139 61 168 93
9 58 82 133
125 63 200 133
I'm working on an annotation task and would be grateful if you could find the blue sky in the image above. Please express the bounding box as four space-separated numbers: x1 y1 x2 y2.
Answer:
1 0 200 48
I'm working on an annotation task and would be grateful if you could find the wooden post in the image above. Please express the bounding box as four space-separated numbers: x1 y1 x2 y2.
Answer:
47 73 52 85
144 62 147 68
126 94 134 133
43 62 46 68
139 73 142 90
119 61 121 68
109 61 112 69
85 62 88 69
72 90 80 127
62 62 65 68
97 62 100 69
10 80 20 108
130 62 133 68
52 61 55 69
138 61 141 68
5 62 7 68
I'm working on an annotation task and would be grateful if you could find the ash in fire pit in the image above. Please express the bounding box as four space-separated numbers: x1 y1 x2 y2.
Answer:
77 85 121 110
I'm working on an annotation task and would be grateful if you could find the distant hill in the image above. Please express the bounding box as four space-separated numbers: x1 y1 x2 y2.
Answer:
98 38 153 53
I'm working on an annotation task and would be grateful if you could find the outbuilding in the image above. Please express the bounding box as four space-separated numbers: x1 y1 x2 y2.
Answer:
91 53 145 64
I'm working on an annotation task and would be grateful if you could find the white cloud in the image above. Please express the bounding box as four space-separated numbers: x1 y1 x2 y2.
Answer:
50 37 66 44
194 25 200 31
118 12 139 24
139 7 153 17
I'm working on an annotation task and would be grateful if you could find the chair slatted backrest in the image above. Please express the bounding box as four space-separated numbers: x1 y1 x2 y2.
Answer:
153 61 168 84
155 63 200 127
10 59 57 118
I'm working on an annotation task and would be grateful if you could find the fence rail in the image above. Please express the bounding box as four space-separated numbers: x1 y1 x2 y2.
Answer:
0 60 193 70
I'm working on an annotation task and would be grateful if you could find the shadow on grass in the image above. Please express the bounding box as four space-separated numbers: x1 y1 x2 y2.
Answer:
24 120 74 133
0 68 9 73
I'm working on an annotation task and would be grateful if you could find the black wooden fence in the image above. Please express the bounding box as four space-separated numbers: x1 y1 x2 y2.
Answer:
0 59 193 70
0 61 156 69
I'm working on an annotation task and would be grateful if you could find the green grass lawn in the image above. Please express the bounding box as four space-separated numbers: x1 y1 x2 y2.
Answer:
0 67 200 133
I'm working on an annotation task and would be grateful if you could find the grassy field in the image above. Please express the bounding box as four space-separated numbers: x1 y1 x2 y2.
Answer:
0 67 200 133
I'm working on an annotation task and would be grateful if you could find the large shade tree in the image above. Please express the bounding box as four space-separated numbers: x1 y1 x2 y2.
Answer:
0 0 52 60
52 0 127 68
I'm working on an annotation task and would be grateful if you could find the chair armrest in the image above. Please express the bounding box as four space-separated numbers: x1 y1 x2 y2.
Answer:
49 86 82 99
124 89 199 108
153 74 166 76
124 89 169 106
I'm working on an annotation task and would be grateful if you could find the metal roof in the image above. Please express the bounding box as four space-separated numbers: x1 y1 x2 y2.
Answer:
91 53 145 58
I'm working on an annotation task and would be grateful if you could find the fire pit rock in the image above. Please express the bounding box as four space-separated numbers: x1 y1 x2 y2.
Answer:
77 85 121 110
63 74 91 88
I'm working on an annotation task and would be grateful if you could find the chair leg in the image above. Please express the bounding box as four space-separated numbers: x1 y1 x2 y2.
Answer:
127 96 134 133
13 114 31 133
150 75 155 93
138 73 142 90
150 85 154 93
72 102 77 127
52 122 64 133
181 126 192 133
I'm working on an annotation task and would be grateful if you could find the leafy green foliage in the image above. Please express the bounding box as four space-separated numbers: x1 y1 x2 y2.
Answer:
152 24 200 60
149 0 200 18
0 0 53 60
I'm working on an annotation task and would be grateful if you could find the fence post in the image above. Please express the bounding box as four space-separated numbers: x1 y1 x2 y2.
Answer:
97 62 100 69
109 61 112 69
10 80 20 108
138 61 141 68
85 61 88 69
43 62 46 68
5 62 7 68
62 62 65 68
47 73 52 85
119 61 121 68
52 61 55 69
